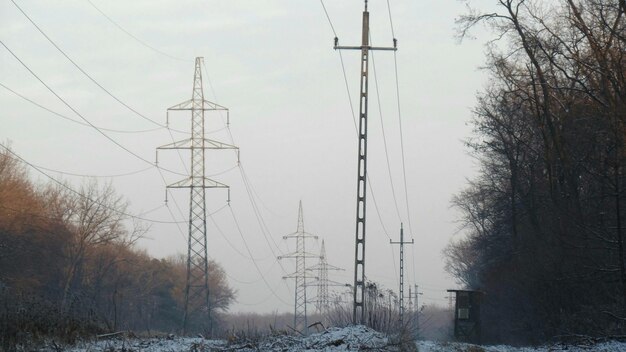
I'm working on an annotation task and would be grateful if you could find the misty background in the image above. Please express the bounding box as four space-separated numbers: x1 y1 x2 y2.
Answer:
0 0 493 313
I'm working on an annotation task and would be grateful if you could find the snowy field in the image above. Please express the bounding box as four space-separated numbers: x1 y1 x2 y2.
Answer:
417 340 626 352
44 326 626 351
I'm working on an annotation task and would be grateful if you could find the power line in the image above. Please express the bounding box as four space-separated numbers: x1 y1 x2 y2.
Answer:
370 43 403 224
2 75 235 193
196 65 288 272
393 53 413 236
7 4 291 314
385 0 396 39
196 58 293 304
163 195 189 242
237 163 295 298
239 164 286 255
136 203 167 217
0 82 163 134
224 271 264 285
1 78 225 139
333 2 399 325
0 202 168 224
235 290 277 306
228 205 291 306
85 0 189 63
317 2 398 240
239 163 284 218
208 211 269 262
337 46 397 241
385 0 414 240
8 0 217 242
223 260 278 286
384 0 417 285
6 47 228 245
8 0 185 132
319 0 338 38
34 163 153 179
0 144 188 225
319 1 402 300
201 61 284 219
0 40 191 178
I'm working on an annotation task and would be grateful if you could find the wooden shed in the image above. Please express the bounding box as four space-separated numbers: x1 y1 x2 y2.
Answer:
447 289 484 344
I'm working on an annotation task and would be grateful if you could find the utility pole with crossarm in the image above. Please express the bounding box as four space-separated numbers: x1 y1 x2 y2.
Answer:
333 0 397 325
390 223 414 328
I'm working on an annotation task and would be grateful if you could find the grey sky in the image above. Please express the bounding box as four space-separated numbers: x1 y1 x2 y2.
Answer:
1 0 494 313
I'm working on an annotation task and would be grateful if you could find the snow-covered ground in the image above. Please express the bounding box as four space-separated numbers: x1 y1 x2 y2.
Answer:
417 340 626 352
49 325 626 351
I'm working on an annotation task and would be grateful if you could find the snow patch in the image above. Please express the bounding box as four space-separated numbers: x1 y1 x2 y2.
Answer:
416 340 626 352
53 326 626 351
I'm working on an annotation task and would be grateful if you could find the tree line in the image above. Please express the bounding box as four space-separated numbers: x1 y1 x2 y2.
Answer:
0 147 234 348
445 0 626 344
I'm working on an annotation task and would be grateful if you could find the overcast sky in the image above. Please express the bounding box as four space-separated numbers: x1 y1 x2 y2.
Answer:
1 0 496 313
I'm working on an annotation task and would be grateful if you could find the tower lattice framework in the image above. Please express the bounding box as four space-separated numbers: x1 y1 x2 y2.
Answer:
307 240 343 316
278 201 318 335
157 57 238 333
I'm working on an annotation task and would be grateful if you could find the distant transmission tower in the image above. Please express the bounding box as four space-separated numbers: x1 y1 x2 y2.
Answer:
390 223 413 327
333 0 397 325
278 201 318 335
156 57 238 334
307 240 343 316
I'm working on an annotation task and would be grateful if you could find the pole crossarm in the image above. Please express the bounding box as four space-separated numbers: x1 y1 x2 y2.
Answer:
334 44 397 51
306 263 344 271
306 278 347 287
166 99 230 126
278 251 320 260
156 138 240 166
283 231 317 239
166 176 229 189
389 239 415 245
157 138 238 151
168 99 229 111
282 273 317 280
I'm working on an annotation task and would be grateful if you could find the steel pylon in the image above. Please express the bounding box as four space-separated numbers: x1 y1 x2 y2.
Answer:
156 57 238 334
278 201 318 335
307 240 344 316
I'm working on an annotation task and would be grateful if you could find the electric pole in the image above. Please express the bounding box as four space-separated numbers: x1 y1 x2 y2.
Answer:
390 223 413 328
333 0 397 325
156 57 238 334
278 201 318 335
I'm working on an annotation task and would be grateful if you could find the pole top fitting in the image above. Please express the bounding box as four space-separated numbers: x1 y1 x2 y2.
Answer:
364 0 368 11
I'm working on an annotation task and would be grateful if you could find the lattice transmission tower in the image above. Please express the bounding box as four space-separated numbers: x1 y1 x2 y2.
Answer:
278 201 318 335
333 0 397 324
156 57 238 334
307 240 343 316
